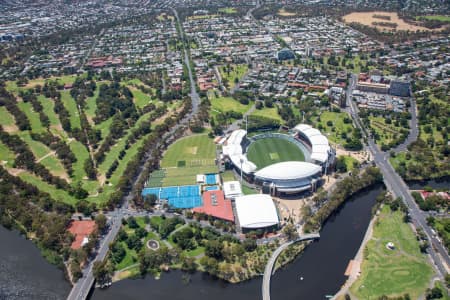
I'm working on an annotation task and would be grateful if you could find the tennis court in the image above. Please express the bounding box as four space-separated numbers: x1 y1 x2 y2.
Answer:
205 173 218 185
142 185 202 208
205 185 219 191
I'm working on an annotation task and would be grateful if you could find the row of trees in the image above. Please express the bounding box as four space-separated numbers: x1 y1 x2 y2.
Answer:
0 87 31 130
303 167 383 232
0 166 74 269
0 127 87 198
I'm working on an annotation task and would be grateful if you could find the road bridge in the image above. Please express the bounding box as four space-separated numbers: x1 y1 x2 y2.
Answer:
262 233 320 300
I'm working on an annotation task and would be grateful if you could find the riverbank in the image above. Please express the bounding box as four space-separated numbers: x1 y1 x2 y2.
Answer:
344 203 434 299
332 204 379 300
92 186 382 300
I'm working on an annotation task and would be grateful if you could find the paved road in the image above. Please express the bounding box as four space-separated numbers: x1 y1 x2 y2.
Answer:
346 74 449 279
262 234 320 300
67 9 201 300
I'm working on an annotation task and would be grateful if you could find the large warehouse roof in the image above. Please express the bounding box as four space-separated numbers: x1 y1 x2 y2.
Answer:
255 161 321 180
235 194 279 229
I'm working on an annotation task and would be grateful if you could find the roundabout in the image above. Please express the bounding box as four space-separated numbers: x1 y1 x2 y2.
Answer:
146 239 160 251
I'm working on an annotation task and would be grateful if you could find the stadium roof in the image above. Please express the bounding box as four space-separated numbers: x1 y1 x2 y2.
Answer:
255 161 321 180
294 123 331 163
222 129 257 174
235 194 279 229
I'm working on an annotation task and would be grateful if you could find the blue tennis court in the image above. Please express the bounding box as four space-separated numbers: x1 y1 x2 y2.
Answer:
205 185 219 191
142 185 202 208
205 173 218 185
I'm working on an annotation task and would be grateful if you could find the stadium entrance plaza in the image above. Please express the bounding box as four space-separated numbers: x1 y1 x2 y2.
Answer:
273 174 339 224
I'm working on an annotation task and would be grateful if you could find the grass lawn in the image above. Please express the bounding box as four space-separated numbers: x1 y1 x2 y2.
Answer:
247 137 305 169
94 118 113 140
350 206 434 299
368 116 404 146
69 140 90 181
14 132 67 178
39 154 67 178
0 106 17 128
0 142 16 167
18 171 78 204
315 111 354 146
162 165 218 186
219 64 248 89
160 134 216 168
85 88 99 121
251 107 282 122
98 112 153 176
60 91 81 129
210 94 252 118
338 155 359 171
185 246 205 257
419 15 450 22
17 132 51 158
115 241 138 271
218 7 237 14
17 102 46 133
221 170 236 182
242 185 256 195
129 87 153 109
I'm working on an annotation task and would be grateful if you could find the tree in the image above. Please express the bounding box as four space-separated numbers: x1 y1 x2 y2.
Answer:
335 156 348 173
205 240 223 259
282 223 299 241
181 256 197 273
426 287 443 299
93 259 112 285
95 214 108 234
70 260 82 282
243 239 257 252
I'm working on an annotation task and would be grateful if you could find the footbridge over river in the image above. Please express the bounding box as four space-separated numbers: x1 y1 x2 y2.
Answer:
262 233 320 300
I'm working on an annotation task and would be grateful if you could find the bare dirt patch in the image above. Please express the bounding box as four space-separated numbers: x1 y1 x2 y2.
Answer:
277 8 297 17
2 124 18 133
343 11 444 32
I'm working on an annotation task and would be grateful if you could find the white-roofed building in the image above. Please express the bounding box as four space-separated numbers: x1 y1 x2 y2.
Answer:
223 181 243 200
254 161 321 194
293 123 335 167
234 194 279 229
220 124 333 197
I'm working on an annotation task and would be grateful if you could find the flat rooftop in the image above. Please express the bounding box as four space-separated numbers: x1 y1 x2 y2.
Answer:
193 190 234 222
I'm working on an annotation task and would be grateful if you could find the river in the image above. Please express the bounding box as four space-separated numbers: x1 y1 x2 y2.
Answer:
92 186 382 300
0 185 382 300
0 226 71 300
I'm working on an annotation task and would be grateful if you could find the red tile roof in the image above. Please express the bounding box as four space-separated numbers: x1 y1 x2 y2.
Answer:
67 220 96 249
193 190 234 222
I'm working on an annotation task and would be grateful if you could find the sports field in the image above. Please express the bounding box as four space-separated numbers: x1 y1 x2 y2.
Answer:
148 134 218 187
246 137 305 169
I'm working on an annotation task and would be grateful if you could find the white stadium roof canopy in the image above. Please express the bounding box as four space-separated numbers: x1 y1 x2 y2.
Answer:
254 161 321 180
235 194 279 229
294 123 331 164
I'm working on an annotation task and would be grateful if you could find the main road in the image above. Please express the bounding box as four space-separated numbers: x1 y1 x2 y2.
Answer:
67 8 201 300
346 74 449 278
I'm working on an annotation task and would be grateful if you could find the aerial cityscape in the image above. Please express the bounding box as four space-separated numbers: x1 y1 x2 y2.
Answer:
0 0 449 299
